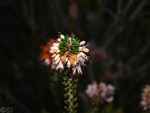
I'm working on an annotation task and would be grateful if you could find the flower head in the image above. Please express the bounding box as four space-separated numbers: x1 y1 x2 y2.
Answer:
85 82 99 98
85 82 115 104
40 33 90 75
99 82 115 103
141 85 150 110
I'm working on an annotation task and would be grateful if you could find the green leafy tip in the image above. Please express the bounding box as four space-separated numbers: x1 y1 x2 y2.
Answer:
58 34 80 56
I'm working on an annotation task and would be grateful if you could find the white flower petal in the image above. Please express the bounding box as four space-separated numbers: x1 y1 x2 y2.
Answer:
73 61 77 66
67 60 71 68
69 37 71 41
44 58 50 65
57 38 61 42
54 58 60 64
60 34 64 39
51 64 55 69
85 82 98 97
65 58 68 64
53 43 59 47
56 61 63 71
80 41 86 46
105 97 114 103
59 61 64 69
107 84 115 91
79 61 86 67
72 68 76 75
54 54 60 61
52 54 56 57
76 64 82 74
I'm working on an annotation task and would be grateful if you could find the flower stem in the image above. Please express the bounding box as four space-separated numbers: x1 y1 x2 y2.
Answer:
68 77 73 113
63 73 78 113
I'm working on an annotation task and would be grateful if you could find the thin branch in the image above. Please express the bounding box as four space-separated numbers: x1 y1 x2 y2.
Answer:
129 0 148 21
117 0 122 15
97 0 115 19
21 0 30 27
122 0 134 14
114 0 122 26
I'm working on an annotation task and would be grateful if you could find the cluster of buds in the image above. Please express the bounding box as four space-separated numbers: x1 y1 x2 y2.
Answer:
40 33 90 75
85 82 115 104
141 85 150 110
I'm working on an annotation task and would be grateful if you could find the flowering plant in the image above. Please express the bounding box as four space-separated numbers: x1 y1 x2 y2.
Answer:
40 33 90 113
85 82 115 113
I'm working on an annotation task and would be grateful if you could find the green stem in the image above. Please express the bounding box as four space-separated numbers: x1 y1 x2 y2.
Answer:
68 77 73 113
63 73 78 113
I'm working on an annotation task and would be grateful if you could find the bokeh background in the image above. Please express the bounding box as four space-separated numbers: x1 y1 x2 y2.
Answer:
0 0 150 113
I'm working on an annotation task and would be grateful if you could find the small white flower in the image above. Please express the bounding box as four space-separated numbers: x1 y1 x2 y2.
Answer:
105 97 114 103
54 54 60 61
80 41 86 46
60 34 64 39
51 63 56 69
76 64 82 74
50 48 60 54
56 61 64 71
85 82 98 97
73 61 77 67
44 58 50 65
72 67 76 75
64 58 68 64
141 85 150 110
67 60 71 68
57 38 61 42
51 54 56 57
60 61 64 69
79 47 89 53
85 82 115 104
54 58 60 65
53 43 59 47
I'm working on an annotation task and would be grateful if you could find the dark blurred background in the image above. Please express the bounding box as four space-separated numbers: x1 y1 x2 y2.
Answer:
0 0 150 113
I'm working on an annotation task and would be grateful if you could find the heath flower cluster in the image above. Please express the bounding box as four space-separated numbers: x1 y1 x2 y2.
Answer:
85 82 115 103
40 33 89 75
141 85 150 110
